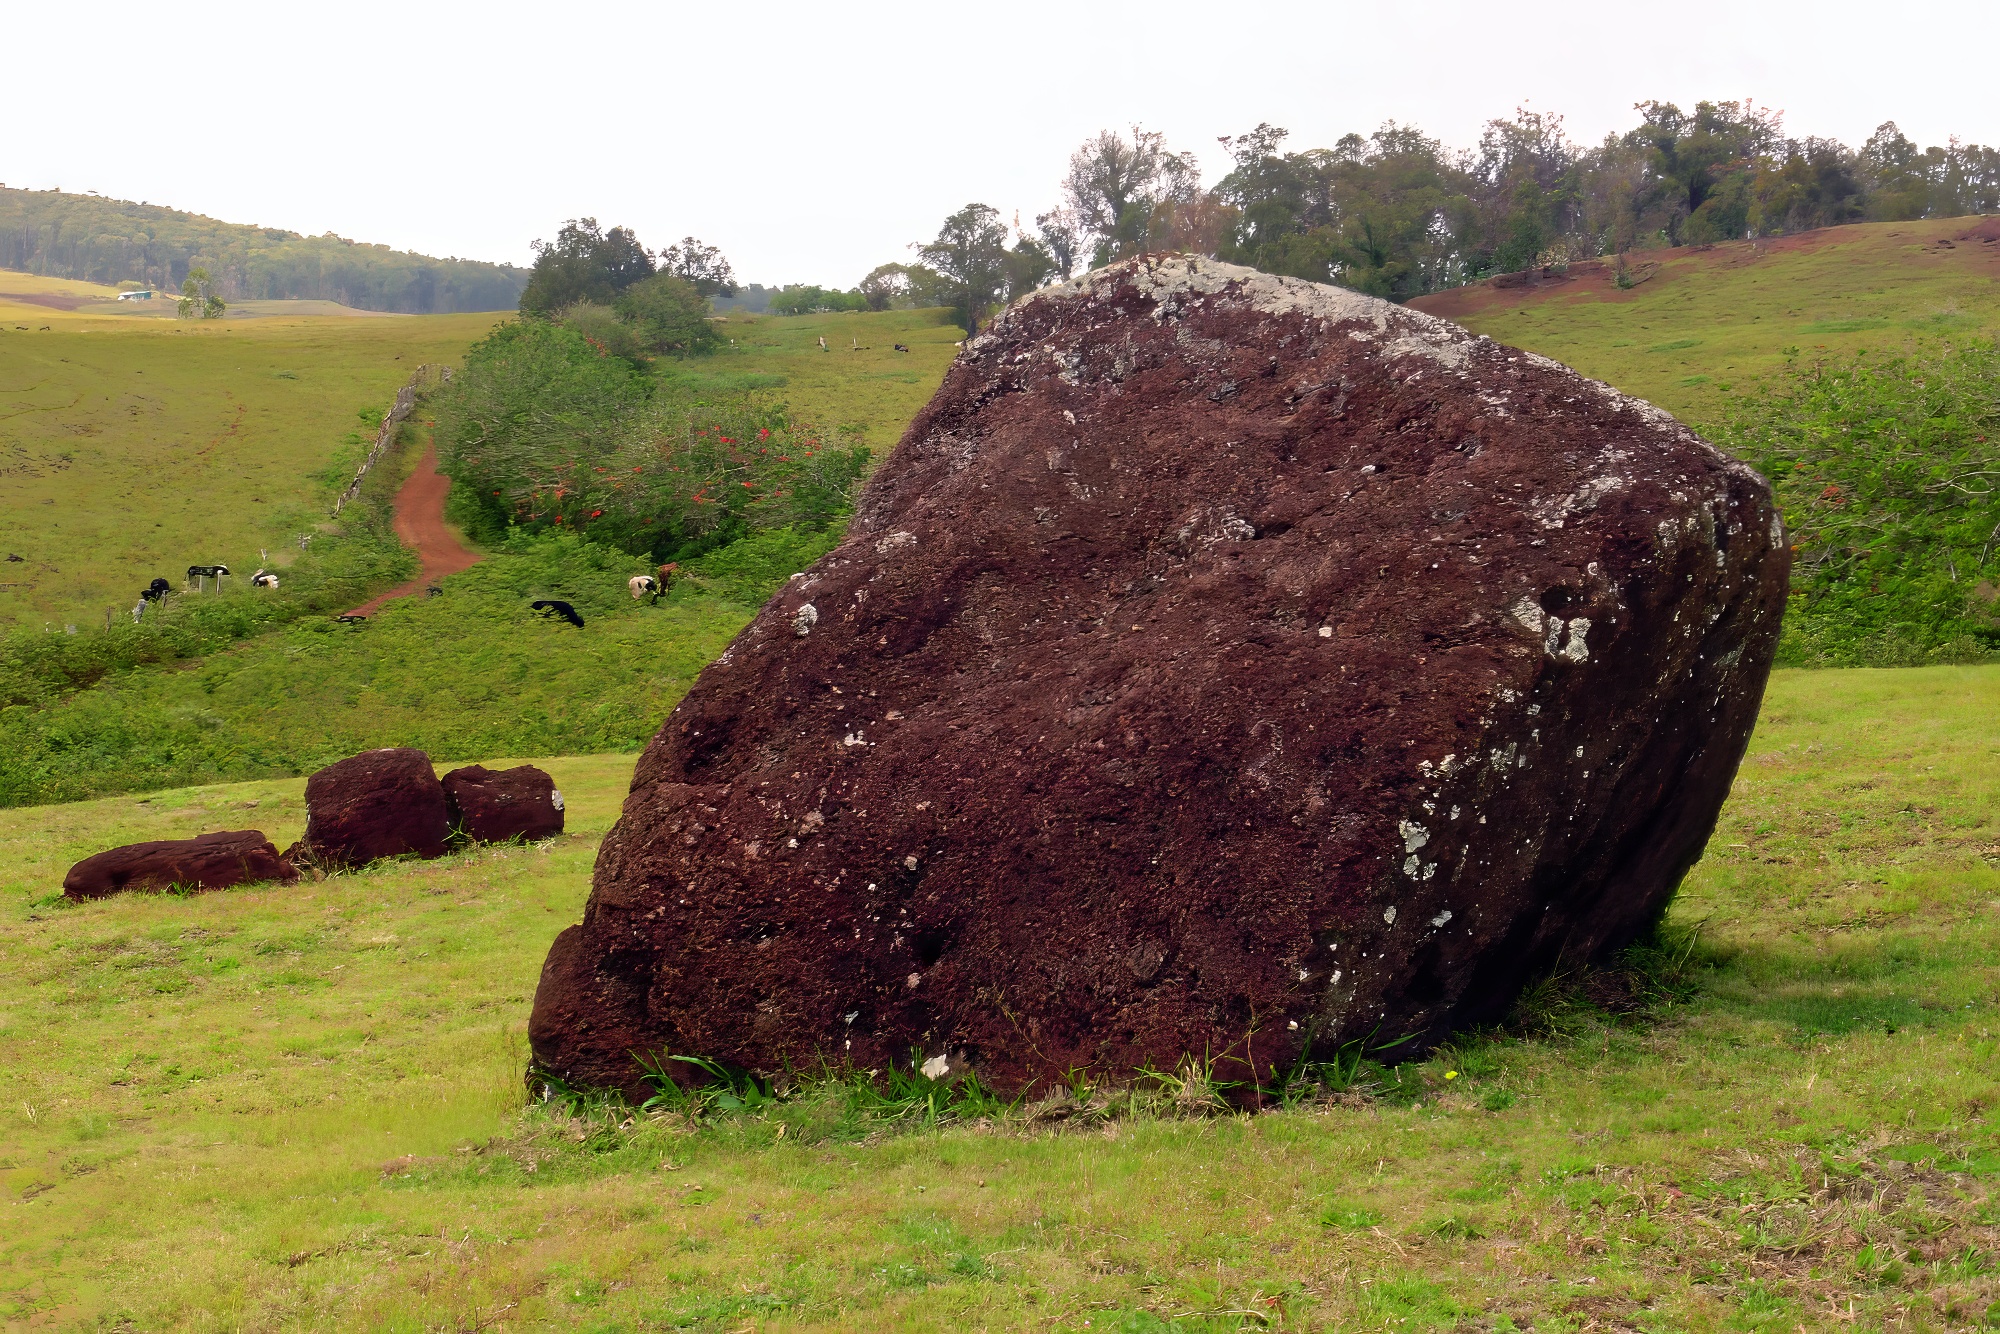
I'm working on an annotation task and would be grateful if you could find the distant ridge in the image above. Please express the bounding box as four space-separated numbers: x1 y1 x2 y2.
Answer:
0 187 526 314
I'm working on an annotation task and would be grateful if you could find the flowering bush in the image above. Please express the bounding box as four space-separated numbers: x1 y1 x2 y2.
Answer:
434 320 869 563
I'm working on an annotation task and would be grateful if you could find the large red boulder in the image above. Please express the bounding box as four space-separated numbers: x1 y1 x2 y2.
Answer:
442 764 564 843
288 747 449 868
529 255 1788 1101
64 830 296 900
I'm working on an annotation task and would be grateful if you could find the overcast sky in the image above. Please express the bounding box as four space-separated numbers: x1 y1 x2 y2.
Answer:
7 1 1996 287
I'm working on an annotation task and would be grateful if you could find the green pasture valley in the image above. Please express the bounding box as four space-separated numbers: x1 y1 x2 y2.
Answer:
1408 217 2000 422
0 277 504 630
3 667 1997 1329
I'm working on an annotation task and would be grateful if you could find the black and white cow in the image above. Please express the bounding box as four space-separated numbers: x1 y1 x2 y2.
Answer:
250 569 279 589
186 563 230 592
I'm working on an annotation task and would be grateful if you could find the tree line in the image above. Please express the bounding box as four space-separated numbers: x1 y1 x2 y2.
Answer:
0 187 527 312
898 102 2000 328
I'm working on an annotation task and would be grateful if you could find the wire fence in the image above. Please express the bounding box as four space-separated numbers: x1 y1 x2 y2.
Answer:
299 364 451 548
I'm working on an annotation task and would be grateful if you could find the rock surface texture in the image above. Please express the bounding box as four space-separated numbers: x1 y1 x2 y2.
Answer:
64 830 297 899
529 255 1788 1100
443 764 565 844
288 747 449 868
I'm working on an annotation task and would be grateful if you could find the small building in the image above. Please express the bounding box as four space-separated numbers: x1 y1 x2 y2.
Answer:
116 289 154 302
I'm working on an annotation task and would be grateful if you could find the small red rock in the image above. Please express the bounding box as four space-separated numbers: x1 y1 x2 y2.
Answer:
288 747 449 868
442 764 564 843
64 830 297 900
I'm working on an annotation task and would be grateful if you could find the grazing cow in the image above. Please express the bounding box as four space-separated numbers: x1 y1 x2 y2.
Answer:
4 552 22 562
250 570 279 589
531 599 585 628
893 343 910 353
628 574 659 604
140 577 171 604
817 336 829 352
335 613 367 626
186 563 230 592
425 585 443 597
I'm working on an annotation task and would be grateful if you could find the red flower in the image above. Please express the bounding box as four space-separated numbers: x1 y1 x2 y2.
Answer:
758 428 770 439
590 509 603 518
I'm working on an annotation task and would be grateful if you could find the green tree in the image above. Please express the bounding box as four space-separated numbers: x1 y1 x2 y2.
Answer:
658 237 736 297
177 266 225 319
1065 127 1202 264
615 271 720 355
519 218 654 316
916 203 1009 334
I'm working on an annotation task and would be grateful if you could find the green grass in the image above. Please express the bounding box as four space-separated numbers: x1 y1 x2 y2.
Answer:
3 665 1996 1329
0 278 507 629
680 306 961 454
0 284 958 635
0 300 959 807
0 523 835 805
1409 217 2000 423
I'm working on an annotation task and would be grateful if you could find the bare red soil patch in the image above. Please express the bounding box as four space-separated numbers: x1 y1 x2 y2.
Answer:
0 291 94 311
344 444 482 617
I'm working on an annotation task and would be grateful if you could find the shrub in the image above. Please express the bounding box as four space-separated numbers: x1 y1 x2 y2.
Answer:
435 323 869 564
1716 339 2000 665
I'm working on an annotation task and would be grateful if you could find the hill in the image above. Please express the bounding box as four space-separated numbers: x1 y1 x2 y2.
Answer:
0 187 527 313
2 664 1995 1327
1407 215 2000 422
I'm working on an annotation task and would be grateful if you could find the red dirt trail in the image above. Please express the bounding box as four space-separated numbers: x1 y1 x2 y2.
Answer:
343 444 483 617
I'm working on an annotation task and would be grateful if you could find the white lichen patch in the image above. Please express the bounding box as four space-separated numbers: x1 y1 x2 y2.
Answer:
792 604 819 636
1398 820 1431 853
1012 254 1480 370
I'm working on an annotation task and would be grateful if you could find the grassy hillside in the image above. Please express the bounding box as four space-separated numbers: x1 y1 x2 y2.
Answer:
0 279 506 628
2 666 1995 1329
1408 216 2000 422
680 306 962 454
0 526 829 805
0 304 961 806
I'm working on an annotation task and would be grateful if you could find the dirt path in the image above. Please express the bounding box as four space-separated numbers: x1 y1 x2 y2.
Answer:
343 443 483 617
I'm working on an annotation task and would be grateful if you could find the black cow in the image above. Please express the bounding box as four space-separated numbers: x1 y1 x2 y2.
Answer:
531 599 585 628
140 577 171 603
425 584 443 598
186 563 230 592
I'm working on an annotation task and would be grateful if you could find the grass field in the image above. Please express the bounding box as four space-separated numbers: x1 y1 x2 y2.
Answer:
0 281 958 633
0 269 505 630
2 665 1996 1331
0 524 831 805
673 307 962 455
1408 216 2000 423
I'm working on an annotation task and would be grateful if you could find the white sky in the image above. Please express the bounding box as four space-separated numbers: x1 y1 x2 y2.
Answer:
6 1 1997 287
